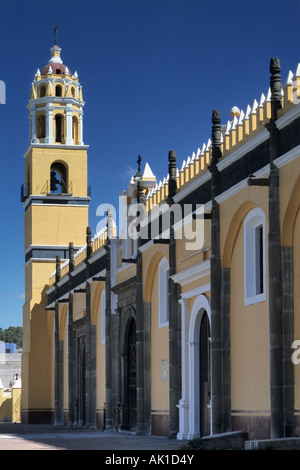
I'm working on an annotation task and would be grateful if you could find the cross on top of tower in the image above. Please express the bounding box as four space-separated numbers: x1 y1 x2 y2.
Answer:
54 22 58 45
137 155 142 173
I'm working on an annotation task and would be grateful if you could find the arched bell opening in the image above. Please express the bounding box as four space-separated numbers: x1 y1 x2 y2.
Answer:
50 161 69 194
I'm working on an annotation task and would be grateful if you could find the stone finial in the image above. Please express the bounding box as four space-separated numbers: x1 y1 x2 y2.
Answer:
55 255 61 284
137 178 145 205
270 57 282 116
107 209 114 240
86 226 92 259
211 110 222 165
168 150 177 199
69 242 74 272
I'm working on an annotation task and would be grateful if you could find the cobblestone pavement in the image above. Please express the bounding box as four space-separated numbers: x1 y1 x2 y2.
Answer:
0 423 187 451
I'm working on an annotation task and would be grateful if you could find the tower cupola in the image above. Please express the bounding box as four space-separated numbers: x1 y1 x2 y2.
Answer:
28 44 84 146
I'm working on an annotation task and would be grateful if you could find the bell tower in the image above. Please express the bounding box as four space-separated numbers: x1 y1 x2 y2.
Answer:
22 43 90 424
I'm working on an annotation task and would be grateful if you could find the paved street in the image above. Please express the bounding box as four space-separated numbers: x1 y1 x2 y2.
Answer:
0 423 187 451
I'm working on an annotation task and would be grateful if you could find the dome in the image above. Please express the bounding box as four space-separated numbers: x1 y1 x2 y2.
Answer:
41 63 71 76
40 45 72 76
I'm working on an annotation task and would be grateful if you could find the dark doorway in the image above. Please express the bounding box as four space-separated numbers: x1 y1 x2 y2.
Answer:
199 311 211 436
127 319 137 430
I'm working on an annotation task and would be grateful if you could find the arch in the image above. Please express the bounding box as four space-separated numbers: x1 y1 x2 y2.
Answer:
50 160 69 193
188 294 211 439
36 113 46 139
72 115 79 145
158 256 169 327
55 84 62 97
222 200 257 268
59 304 68 341
55 113 64 143
119 311 137 431
144 250 168 302
282 174 300 246
244 207 266 305
38 83 46 98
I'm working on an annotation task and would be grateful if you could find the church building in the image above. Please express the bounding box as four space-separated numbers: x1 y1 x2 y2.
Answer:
21 42 300 441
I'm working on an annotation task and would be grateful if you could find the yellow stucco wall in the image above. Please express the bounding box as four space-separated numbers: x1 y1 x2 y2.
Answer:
150 263 169 414
25 146 88 197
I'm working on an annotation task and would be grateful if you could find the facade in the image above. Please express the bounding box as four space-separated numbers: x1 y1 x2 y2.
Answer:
22 45 300 441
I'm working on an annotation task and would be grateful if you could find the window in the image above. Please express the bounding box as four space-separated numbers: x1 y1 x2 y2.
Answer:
50 161 68 194
55 114 63 142
244 208 266 305
72 116 79 144
37 114 46 139
55 85 62 97
158 257 169 327
39 84 46 98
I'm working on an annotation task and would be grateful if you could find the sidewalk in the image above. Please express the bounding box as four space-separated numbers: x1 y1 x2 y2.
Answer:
0 423 187 451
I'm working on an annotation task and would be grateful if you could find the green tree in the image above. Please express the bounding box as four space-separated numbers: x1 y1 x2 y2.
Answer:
0 326 23 349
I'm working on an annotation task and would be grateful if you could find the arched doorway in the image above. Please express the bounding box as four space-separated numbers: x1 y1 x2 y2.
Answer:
199 311 211 436
120 314 137 431
188 294 211 439
127 319 137 430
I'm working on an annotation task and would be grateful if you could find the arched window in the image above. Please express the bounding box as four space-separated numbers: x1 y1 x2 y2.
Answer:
72 115 79 145
55 85 62 97
55 114 64 143
37 114 46 139
50 161 68 194
39 84 46 98
244 207 266 305
71 86 75 98
158 257 169 327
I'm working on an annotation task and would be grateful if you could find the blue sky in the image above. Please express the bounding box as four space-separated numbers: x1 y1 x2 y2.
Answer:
0 0 299 329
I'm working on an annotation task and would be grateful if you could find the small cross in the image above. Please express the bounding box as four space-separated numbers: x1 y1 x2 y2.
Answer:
54 22 58 45
137 155 142 172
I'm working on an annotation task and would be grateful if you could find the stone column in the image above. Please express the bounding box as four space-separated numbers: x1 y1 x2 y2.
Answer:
208 110 222 434
221 267 231 431
167 150 181 439
136 179 145 434
54 256 63 426
79 112 84 145
105 241 113 430
68 243 75 427
282 246 294 437
65 104 73 145
85 227 97 428
45 108 54 144
267 58 284 439
31 109 38 143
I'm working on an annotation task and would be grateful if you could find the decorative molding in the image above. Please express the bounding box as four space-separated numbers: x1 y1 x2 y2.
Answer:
171 259 210 287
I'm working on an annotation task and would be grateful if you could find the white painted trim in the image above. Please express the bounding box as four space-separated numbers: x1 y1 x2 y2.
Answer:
171 259 210 287
215 164 270 205
274 143 300 168
187 294 211 440
244 207 266 306
180 283 210 300
177 298 190 440
24 257 65 268
276 102 300 130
